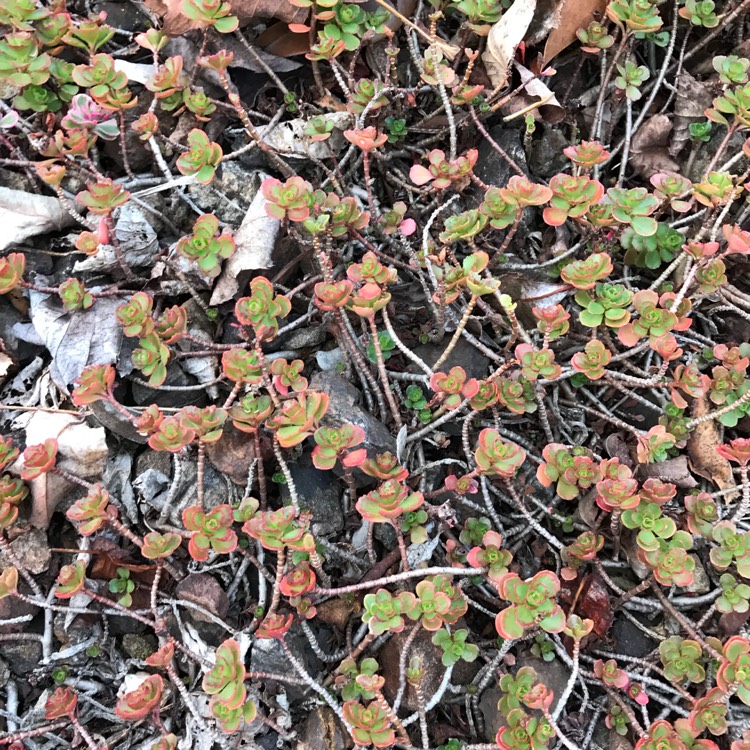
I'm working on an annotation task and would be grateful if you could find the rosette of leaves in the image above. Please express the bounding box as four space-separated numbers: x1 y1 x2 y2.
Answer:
495 571 565 640
356 479 424 523
466 530 512 584
132 333 170 387
235 276 291 342
614 61 650 101
203 639 246 711
430 366 480 409
336 658 380 702
687 687 727 736
222 348 263 386
480 187 519 229
577 21 615 53
622 502 676 551
243 506 312 552
560 253 613 290
312 424 366 471
182 505 238 561
404 579 453 630
108 567 134 607
180 406 226 444
76 178 129 214
177 214 235 278
66 484 110 536
409 148 478 189
575 284 632 328
21 438 57 480
515 345 561 381
116 292 154 337
432 628 479 667
360 453 409 482
716 574 750 615
175 129 222 185
679 0 718 27
347 77 387 113
181 0 238 32
115 674 164 721
142 531 182 560
0 253 25 294
0 32 51 88
607 0 664 32
571 340 612 381
58 278 93 312
621 222 682 269
148 416 195 452
400 509 429 544
638 531 695 587
262 176 313 222
496 707 553 750
718 636 750 705
265 392 329 448
342 700 395 748
659 636 705 683
543 175 605 226
475 429 526 478
710 520 750 577
618 290 678 347
55 560 87 599
362 588 417 636
593 658 629 689
684 491 719 537
439 209 488 243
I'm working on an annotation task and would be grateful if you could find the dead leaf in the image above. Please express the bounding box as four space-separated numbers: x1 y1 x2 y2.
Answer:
543 0 606 63
688 396 738 499
671 70 713 156
210 176 281 305
560 571 612 638
515 62 565 123
256 22 310 57
15 411 108 528
144 0 307 36
205 423 259 485
19 289 122 392
482 0 537 90
315 598 355 631
257 113 351 160
637 455 698 489
0 187 76 252
630 114 680 178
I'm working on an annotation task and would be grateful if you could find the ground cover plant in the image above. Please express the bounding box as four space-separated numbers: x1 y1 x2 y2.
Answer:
0 0 750 748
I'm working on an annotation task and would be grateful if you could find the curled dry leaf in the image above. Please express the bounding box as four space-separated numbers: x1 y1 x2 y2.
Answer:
514 62 565 124
637 455 698 489
0 187 76 253
670 70 713 156
144 0 307 36
687 396 737 500
630 114 680 178
482 0 537 90
542 0 607 63
210 176 280 305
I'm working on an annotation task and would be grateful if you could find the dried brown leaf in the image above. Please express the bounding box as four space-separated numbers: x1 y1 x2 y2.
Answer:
482 0 537 90
144 0 306 36
542 0 606 63
670 70 713 156
687 396 737 499
630 114 680 178
637 455 698 489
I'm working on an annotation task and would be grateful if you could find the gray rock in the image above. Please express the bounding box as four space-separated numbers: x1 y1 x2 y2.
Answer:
249 624 321 701
479 686 504 743
528 126 568 179
411 335 491 380
474 127 528 188
298 707 348 750
0 639 42 676
135 450 232 525
93 2 149 31
280 454 344 538
279 325 327 351
310 371 396 457
187 162 262 225
122 633 158 661
3 528 50 575
612 613 657 658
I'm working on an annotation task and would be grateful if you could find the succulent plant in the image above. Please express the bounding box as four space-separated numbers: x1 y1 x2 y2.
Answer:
115 674 164 721
182 505 238 561
495 571 565 640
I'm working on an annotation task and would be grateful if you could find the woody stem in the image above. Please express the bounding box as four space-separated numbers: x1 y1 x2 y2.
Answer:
431 294 478 371
267 547 286 618
369 316 402 428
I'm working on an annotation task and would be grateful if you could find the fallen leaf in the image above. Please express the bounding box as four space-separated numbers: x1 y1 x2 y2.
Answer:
210 176 281 305
637 455 698 489
560 571 612 638
688 396 738 499
144 0 307 36
543 0 606 63
256 112 351 160
15 411 108 528
670 70 713 156
630 114 680 178
20 289 122 392
205 423 260 485
515 62 565 123
482 0 537 90
0 187 76 252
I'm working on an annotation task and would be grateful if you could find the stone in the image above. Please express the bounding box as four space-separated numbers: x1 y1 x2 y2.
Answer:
309 372 396 458
411 335 491 380
0 639 43 676
3 528 50 575
249 624 321 701
298 707 348 750
280 453 344 537
122 633 158 661
528 126 568 179
131 362 207 409
381 627 446 712
474 126 528 188
611 613 658 658
175 574 231 646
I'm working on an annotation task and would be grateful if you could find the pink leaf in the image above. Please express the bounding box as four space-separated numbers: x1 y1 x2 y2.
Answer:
409 165 433 186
